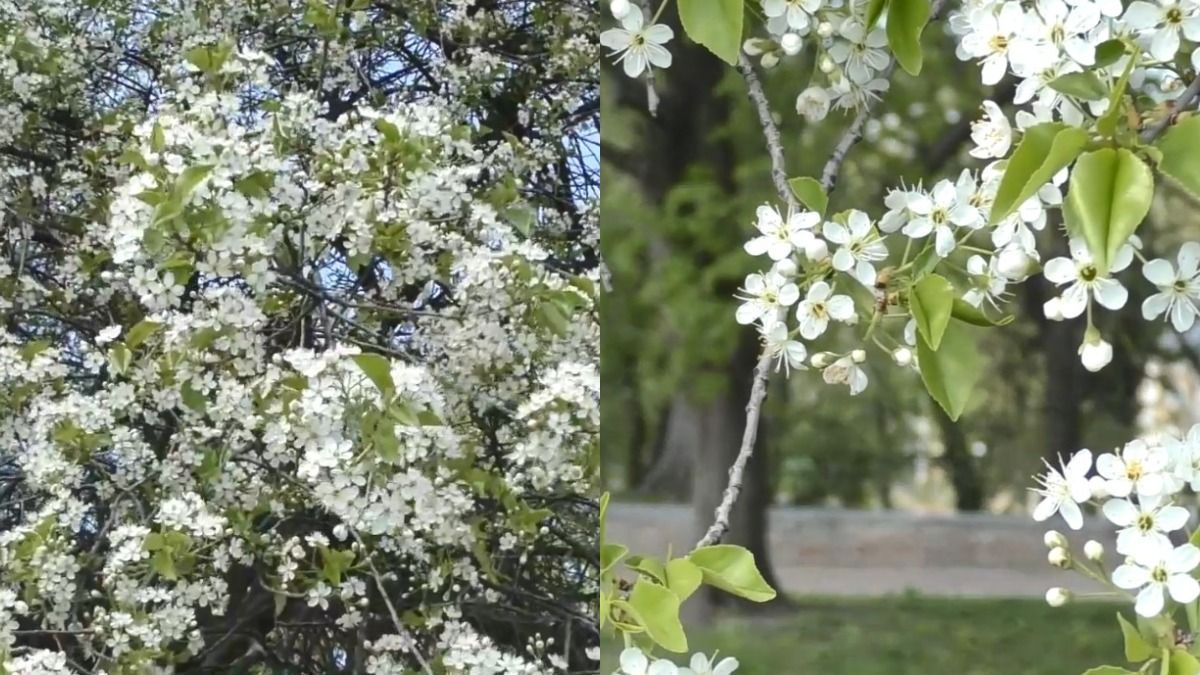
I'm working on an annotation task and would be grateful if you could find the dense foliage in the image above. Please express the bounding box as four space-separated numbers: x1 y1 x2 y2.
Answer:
0 1 599 673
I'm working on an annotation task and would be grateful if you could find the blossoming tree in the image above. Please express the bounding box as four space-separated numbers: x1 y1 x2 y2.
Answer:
0 1 598 673
602 0 1200 671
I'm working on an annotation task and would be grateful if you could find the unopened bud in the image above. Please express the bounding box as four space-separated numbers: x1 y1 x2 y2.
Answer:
893 347 913 367
811 352 831 368
1044 530 1067 549
1088 475 1110 500
1048 546 1070 569
1045 587 1071 607
804 237 829 262
780 33 803 55
762 52 781 69
1043 296 1065 322
819 56 835 74
996 247 1031 280
1084 540 1104 561
610 0 631 18
743 38 766 56
817 21 834 37
851 349 867 363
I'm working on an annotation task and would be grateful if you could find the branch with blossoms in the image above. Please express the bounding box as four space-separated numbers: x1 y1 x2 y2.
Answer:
603 0 1200 669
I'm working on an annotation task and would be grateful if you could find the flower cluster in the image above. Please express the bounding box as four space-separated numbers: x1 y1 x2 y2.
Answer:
0 0 599 672
1034 426 1200 618
732 0 1200 396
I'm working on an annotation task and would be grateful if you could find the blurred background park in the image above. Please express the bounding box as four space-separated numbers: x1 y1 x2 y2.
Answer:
600 5 1200 674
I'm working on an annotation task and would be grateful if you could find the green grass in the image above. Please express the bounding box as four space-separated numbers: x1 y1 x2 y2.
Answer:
604 594 1127 675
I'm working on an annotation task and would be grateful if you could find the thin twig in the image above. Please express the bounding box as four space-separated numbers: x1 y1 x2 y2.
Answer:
693 354 772 549
821 0 951 195
736 53 799 213
349 527 434 675
1141 76 1200 142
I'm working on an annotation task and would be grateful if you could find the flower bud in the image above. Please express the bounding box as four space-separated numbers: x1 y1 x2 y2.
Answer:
1045 587 1071 607
851 349 867 363
819 56 835 74
996 247 1031 280
772 258 799 278
893 347 913 367
1084 540 1104 561
1079 330 1113 373
762 52 781 69
1044 530 1067 549
610 0 631 18
811 352 831 368
1048 546 1070 569
804 237 829 262
817 21 834 37
780 33 803 55
1088 475 1110 500
1043 297 1065 322
743 38 766 56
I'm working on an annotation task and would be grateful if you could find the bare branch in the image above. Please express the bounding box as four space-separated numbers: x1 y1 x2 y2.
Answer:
736 53 800 213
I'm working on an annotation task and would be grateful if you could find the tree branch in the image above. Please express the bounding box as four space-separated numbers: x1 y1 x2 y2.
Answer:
1141 75 1200 142
735 53 799 213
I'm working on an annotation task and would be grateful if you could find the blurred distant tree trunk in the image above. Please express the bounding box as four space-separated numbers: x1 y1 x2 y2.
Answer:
638 396 695 499
934 406 984 511
1023 224 1086 464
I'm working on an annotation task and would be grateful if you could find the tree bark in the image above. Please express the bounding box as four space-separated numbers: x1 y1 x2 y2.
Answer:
934 405 985 511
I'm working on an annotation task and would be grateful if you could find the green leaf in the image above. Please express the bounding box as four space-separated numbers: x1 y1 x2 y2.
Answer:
866 0 890 27
628 578 687 653
886 0 930 75
990 123 1089 224
171 164 214 205
789 177 828 215
1097 51 1138 137
373 417 399 461
180 381 207 413
1093 39 1127 68
150 121 166 153
677 0 744 66
320 547 356 586
1048 72 1108 100
601 543 628 573
1083 668 1138 675
1119 612 1154 662
1157 116 1200 200
125 319 161 349
665 557 703 602
352 353 394 396
184 42 232 75
1063 148 1153 275
626 555 667 583
909 273 954 350
108 344 132 376
143 532 165 551
688 544 777 602
916 320 982 421
1170 649 1200 675
951 299 1014 327
152 549 178 580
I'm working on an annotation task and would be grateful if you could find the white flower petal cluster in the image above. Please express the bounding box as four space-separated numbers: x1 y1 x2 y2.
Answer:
0 1 598 671
1033 425 1200 618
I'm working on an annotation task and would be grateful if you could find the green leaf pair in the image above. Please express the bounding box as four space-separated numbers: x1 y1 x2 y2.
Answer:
1063 148 1153 276
677 0 743 65
909 274 984 421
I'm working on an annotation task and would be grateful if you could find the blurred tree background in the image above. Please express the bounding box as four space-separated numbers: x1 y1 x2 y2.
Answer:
600 1 1200 613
